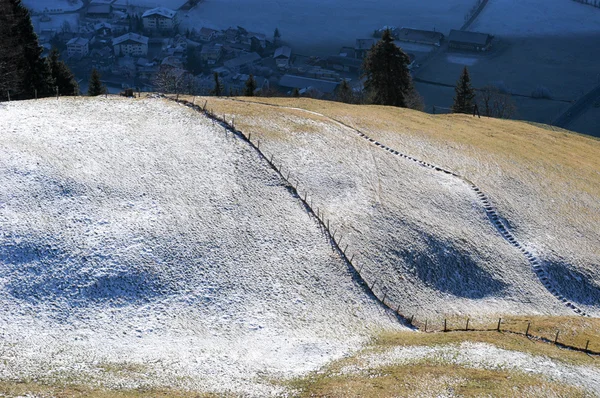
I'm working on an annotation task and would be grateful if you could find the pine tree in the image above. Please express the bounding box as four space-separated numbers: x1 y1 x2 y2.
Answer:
362 29 412 107
336 79 353 103
48 49 78 96
0 0 54 99
292 87 300 98
452 66 476 114
243 74 257 96
87 68 105 96
211 72 223 96
273 28 281 44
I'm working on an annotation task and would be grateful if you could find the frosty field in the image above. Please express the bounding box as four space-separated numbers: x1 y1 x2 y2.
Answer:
1 95 600 396
0 97 404 396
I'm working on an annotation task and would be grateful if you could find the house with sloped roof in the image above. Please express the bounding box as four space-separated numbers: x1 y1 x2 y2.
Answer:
448 29 493 51
142 7 177 31
199 27 218 42
396 28 444 46
67 37 90 58
274 46 292 69
113 33 149 56
224 52 261 71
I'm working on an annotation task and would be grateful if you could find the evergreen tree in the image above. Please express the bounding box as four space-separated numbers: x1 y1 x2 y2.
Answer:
48 49 78 96
243 74 257 96
0 0 54 99
292 87 300 98
211 72 223 96
336 79 353 103
87 68 105 96
452 66 476 114
273 28 281 44
362 29 412 107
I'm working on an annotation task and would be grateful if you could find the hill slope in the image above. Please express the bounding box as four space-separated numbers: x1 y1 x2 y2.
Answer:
1 95 599 396
198 96 600 318
0 97 403 396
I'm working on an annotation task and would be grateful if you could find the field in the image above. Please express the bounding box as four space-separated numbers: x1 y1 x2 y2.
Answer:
0 96 403 396
178 0 475 55
1 95 599 396
417 0 600 136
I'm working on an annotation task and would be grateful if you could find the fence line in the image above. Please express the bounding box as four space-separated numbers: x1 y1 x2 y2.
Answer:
163 95 415 328
163 94 598 357
412 316 600 356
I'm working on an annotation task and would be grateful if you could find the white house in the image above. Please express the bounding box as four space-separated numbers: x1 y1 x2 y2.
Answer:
67 37 90 57
112 33 149 57
142 7 176 31
273 46 291 69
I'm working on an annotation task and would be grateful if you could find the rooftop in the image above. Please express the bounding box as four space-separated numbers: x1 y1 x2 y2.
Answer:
448 29 493 45
67 37 89 46
113 32 149 46
142 7 176 19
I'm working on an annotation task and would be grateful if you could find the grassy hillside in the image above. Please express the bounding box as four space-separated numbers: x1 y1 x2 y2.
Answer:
192 95 600 318
0 95 599 397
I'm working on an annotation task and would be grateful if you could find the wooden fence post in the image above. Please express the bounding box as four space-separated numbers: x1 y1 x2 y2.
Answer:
525 322 530 337
382 292 387 304
497 318 502 332
554 331 560 344
344 244 348 254
409 314 414 324
425 319 428 332
350 253 354 262
586 340 590 352
444 319 447 332
465 318 469 331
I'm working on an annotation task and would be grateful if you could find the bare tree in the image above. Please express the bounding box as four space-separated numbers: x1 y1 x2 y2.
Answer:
153 66 197 95
477 85 517 119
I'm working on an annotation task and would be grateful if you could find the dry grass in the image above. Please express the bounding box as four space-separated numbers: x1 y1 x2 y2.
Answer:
375 329 599 368
290 329 595 397
412 316 600 352
291 363 589 398
0 380 218 398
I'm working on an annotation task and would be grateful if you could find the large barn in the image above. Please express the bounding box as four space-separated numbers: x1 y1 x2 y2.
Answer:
448 29 493 51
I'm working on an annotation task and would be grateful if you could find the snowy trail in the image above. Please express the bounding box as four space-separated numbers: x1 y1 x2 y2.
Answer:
227 98 586 317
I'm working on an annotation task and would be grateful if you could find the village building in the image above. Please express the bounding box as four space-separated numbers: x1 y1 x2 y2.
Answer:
142 7 177 32
113 33 149 57
67 37 90 58
224 52 261 71
395 28 444 46
86 3 112 18
90 46 114 71
448 29 493 51
199 27 218 42
326 55 362 73
355 39 375 59
273 46 292 69
200 44 223 65
94 22 112 37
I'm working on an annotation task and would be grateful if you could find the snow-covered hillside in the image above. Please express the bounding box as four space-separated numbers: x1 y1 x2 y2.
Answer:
199 97 600 319
0 97 403 396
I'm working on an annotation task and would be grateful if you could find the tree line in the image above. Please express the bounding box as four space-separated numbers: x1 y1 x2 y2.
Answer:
0 0 107 99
